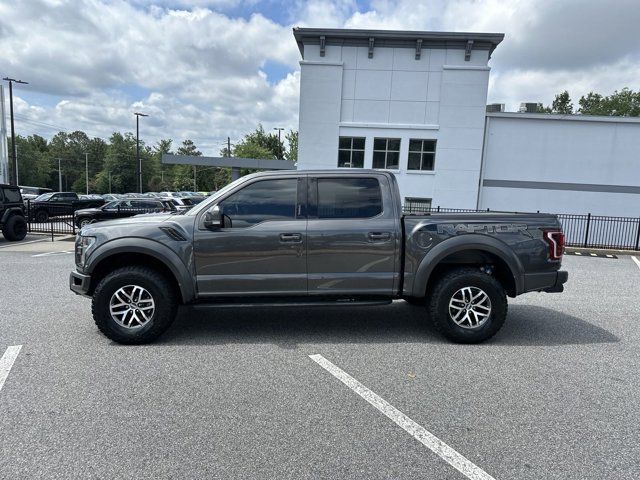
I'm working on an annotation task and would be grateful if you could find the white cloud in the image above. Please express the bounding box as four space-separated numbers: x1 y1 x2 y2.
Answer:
1 0 639 155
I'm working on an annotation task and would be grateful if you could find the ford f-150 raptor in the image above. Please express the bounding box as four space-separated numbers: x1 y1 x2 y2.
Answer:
70 170 568 344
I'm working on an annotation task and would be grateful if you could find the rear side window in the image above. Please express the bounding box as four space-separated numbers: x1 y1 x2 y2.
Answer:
2 187 22 203
316 178 382 219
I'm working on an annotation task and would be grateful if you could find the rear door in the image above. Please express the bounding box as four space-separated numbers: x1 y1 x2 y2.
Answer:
306 175 400 296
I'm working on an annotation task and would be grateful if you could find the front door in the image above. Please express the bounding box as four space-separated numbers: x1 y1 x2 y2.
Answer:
306 175 399 296
194 177 307 297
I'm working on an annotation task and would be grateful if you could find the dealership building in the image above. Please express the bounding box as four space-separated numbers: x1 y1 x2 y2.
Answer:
294 28 640 218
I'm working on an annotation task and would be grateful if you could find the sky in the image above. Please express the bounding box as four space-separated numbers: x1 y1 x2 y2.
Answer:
1 0 639 155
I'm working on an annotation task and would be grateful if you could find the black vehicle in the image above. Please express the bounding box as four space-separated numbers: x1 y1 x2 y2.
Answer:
0 184 28 241
75 199 177 228
29 192 105 223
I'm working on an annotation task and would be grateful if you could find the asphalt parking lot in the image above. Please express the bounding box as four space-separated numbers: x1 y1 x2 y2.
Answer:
1 242 639 479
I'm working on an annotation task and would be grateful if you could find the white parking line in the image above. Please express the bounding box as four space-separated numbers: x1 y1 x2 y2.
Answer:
632 256 640 270
309 354 496 480
0 345 22 393
31 250 73 258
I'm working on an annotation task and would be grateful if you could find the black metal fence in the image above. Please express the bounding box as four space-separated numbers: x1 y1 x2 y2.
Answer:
25 201 77 237
402 205 640 251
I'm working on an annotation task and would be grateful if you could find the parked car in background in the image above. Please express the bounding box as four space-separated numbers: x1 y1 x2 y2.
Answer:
101 194 123 202
75 198 177 228
19 186 53 201
1 184 27 241
29 192 105 223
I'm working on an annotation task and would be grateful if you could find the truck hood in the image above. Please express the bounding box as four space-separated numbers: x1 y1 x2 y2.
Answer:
80 213 177 233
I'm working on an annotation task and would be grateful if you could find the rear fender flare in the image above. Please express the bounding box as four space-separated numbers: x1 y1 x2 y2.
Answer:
412 234 524 297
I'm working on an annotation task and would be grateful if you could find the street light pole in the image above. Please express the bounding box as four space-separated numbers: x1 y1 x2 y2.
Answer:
134 112 148 193
57 158 62 192
274 127 284 159
2 77 28 186
84 152 89 194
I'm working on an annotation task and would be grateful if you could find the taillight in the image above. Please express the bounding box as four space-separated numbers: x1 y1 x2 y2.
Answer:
543 230 565 260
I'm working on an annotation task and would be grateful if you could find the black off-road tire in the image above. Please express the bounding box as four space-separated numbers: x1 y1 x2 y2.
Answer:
427 267 508 343
92 266 178 344
2 215 28 241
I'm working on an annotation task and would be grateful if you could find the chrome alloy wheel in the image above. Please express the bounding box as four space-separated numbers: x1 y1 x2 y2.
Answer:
109 285 156 329
448 286 492 329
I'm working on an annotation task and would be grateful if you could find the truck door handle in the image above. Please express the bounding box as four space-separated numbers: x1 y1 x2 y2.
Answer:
280 233 302 243
368 232 391 241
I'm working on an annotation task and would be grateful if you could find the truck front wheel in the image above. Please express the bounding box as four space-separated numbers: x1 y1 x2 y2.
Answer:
427 267 507 343
92 266 178 344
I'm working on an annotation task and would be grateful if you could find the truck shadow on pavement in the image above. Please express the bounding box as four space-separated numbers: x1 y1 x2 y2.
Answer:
158 302 618 348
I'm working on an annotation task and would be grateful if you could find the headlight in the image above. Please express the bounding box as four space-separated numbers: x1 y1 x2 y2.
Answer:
75 235 96 267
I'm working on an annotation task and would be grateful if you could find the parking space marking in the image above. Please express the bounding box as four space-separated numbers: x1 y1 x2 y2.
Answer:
0 345 22 393
632 256 640 270
31 250 73 257
309 354 496 480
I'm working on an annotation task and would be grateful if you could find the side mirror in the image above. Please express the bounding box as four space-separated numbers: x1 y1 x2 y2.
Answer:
203 205 222 229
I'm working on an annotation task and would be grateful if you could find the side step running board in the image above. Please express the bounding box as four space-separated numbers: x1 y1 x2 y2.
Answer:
191 298 392 309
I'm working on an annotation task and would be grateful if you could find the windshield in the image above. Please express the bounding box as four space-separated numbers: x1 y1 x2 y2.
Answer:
34 193 54 201
186 176 249 216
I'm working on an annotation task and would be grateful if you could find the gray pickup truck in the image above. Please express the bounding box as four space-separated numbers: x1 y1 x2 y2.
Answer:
70 170 567 345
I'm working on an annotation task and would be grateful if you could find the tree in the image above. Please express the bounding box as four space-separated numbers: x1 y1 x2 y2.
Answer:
284 130 298 163
551 91 573 114
578 88 640 116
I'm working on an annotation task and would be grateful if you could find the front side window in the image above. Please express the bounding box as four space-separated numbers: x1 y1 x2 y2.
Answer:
373 138 401 170
408 139 436 171
338 137 365 168
316 178 382 219
219 179 298 228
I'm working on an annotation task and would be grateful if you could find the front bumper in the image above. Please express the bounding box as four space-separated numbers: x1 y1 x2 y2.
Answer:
70 270 92 296
523 270 568 293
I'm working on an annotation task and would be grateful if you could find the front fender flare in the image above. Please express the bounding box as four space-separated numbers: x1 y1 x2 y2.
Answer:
411 234 524 297
85 238 196 303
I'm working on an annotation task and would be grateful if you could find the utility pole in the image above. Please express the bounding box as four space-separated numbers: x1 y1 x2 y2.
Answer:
15 145 19 185
134 112 148 193
227 137 231 157
274 127 284 159
2 77 28 186
108 171 112 193
57 158 62 192
193 165 197 191
84 152 89 194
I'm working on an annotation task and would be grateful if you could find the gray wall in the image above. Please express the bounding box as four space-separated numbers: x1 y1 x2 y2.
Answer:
479 113 640 217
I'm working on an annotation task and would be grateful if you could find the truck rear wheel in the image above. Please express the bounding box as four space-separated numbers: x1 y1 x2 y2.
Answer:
92 266 178 344
427 267 507 343
2 215 28 241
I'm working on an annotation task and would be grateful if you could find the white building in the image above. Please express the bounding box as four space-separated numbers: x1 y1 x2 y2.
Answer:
479 112 640 217
294 28 504 211
294 28 640 218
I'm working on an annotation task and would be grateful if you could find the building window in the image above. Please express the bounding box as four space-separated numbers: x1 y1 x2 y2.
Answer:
338 137 365 168
404 197 432 213
408 139 436 171
373 138 401 170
